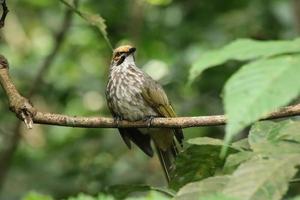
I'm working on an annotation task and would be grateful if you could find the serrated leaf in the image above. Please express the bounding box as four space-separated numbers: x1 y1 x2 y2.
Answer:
249 120 300 154
189 38 300 82
60 0 112 50
170 145 237 191
223 55 300 151
222 155 300 200
174 176 231 200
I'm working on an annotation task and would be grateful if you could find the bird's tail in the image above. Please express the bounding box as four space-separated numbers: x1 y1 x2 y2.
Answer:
155 140 179 183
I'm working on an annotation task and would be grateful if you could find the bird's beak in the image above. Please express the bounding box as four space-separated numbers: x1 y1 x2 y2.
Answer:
129 47 136 54
121 47 136 58
116 47 136 66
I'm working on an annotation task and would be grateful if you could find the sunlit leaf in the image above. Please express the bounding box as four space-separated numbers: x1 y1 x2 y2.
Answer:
222 155 300 200
223 55 300 153
188 137 248 152
189 38 300 82
174 176 231 200
198 193 238 200
187 137 224 146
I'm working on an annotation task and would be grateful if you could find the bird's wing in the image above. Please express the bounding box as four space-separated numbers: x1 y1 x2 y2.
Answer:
141 78 176 118
141 77 184 145
118 128 154 157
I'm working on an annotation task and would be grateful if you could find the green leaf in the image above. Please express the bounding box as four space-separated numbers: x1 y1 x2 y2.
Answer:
189 38 300 82
249 120 300 154
223 151 254 174
188 137 224 146
146 0 172 6
126 191 171 200
106 185 173 200
222 155 300 200
198 193 238 200
231 138 251 151
289 196 300 200
66 193 115 200
188 137 248 151
174 176 231 200
170 145 237 191
223 55 300 151
60 0 113 50
22 192 53 200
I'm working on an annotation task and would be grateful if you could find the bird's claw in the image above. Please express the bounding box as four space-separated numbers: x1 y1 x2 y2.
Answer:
114 116 123 128
144 116 154 128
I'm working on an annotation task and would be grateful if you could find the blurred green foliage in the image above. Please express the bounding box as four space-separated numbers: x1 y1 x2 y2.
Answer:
0 0 299 199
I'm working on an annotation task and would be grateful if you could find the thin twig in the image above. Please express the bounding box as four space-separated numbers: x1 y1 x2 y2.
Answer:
59 0 113 51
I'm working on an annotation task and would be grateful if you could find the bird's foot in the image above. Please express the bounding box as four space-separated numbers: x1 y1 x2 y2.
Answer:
114 116 123 128
144 116 155 128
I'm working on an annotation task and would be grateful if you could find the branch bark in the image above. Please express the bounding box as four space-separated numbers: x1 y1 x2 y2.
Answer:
1 55 300 129
0 55 36 128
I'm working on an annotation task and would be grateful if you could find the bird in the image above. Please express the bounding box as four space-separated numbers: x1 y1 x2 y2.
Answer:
105 45 183 182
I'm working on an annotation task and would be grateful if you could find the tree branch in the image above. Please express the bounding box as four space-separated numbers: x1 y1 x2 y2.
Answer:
0 0 8 29
0 55 36 128
1 55 300 129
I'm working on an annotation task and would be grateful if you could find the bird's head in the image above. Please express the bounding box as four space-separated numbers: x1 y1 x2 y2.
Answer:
112 45 136 66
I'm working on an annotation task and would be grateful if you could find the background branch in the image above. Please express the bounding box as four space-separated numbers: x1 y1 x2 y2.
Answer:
0 0 8 29
0 5 76 190
27 5 75 97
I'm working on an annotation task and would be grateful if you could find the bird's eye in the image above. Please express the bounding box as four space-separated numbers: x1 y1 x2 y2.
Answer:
115 52 121 57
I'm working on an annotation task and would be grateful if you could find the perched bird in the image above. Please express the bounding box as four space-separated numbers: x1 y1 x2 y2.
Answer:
105 45 183 182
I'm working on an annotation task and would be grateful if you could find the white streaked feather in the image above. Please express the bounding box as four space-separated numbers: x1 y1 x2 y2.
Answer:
106 54 157 121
